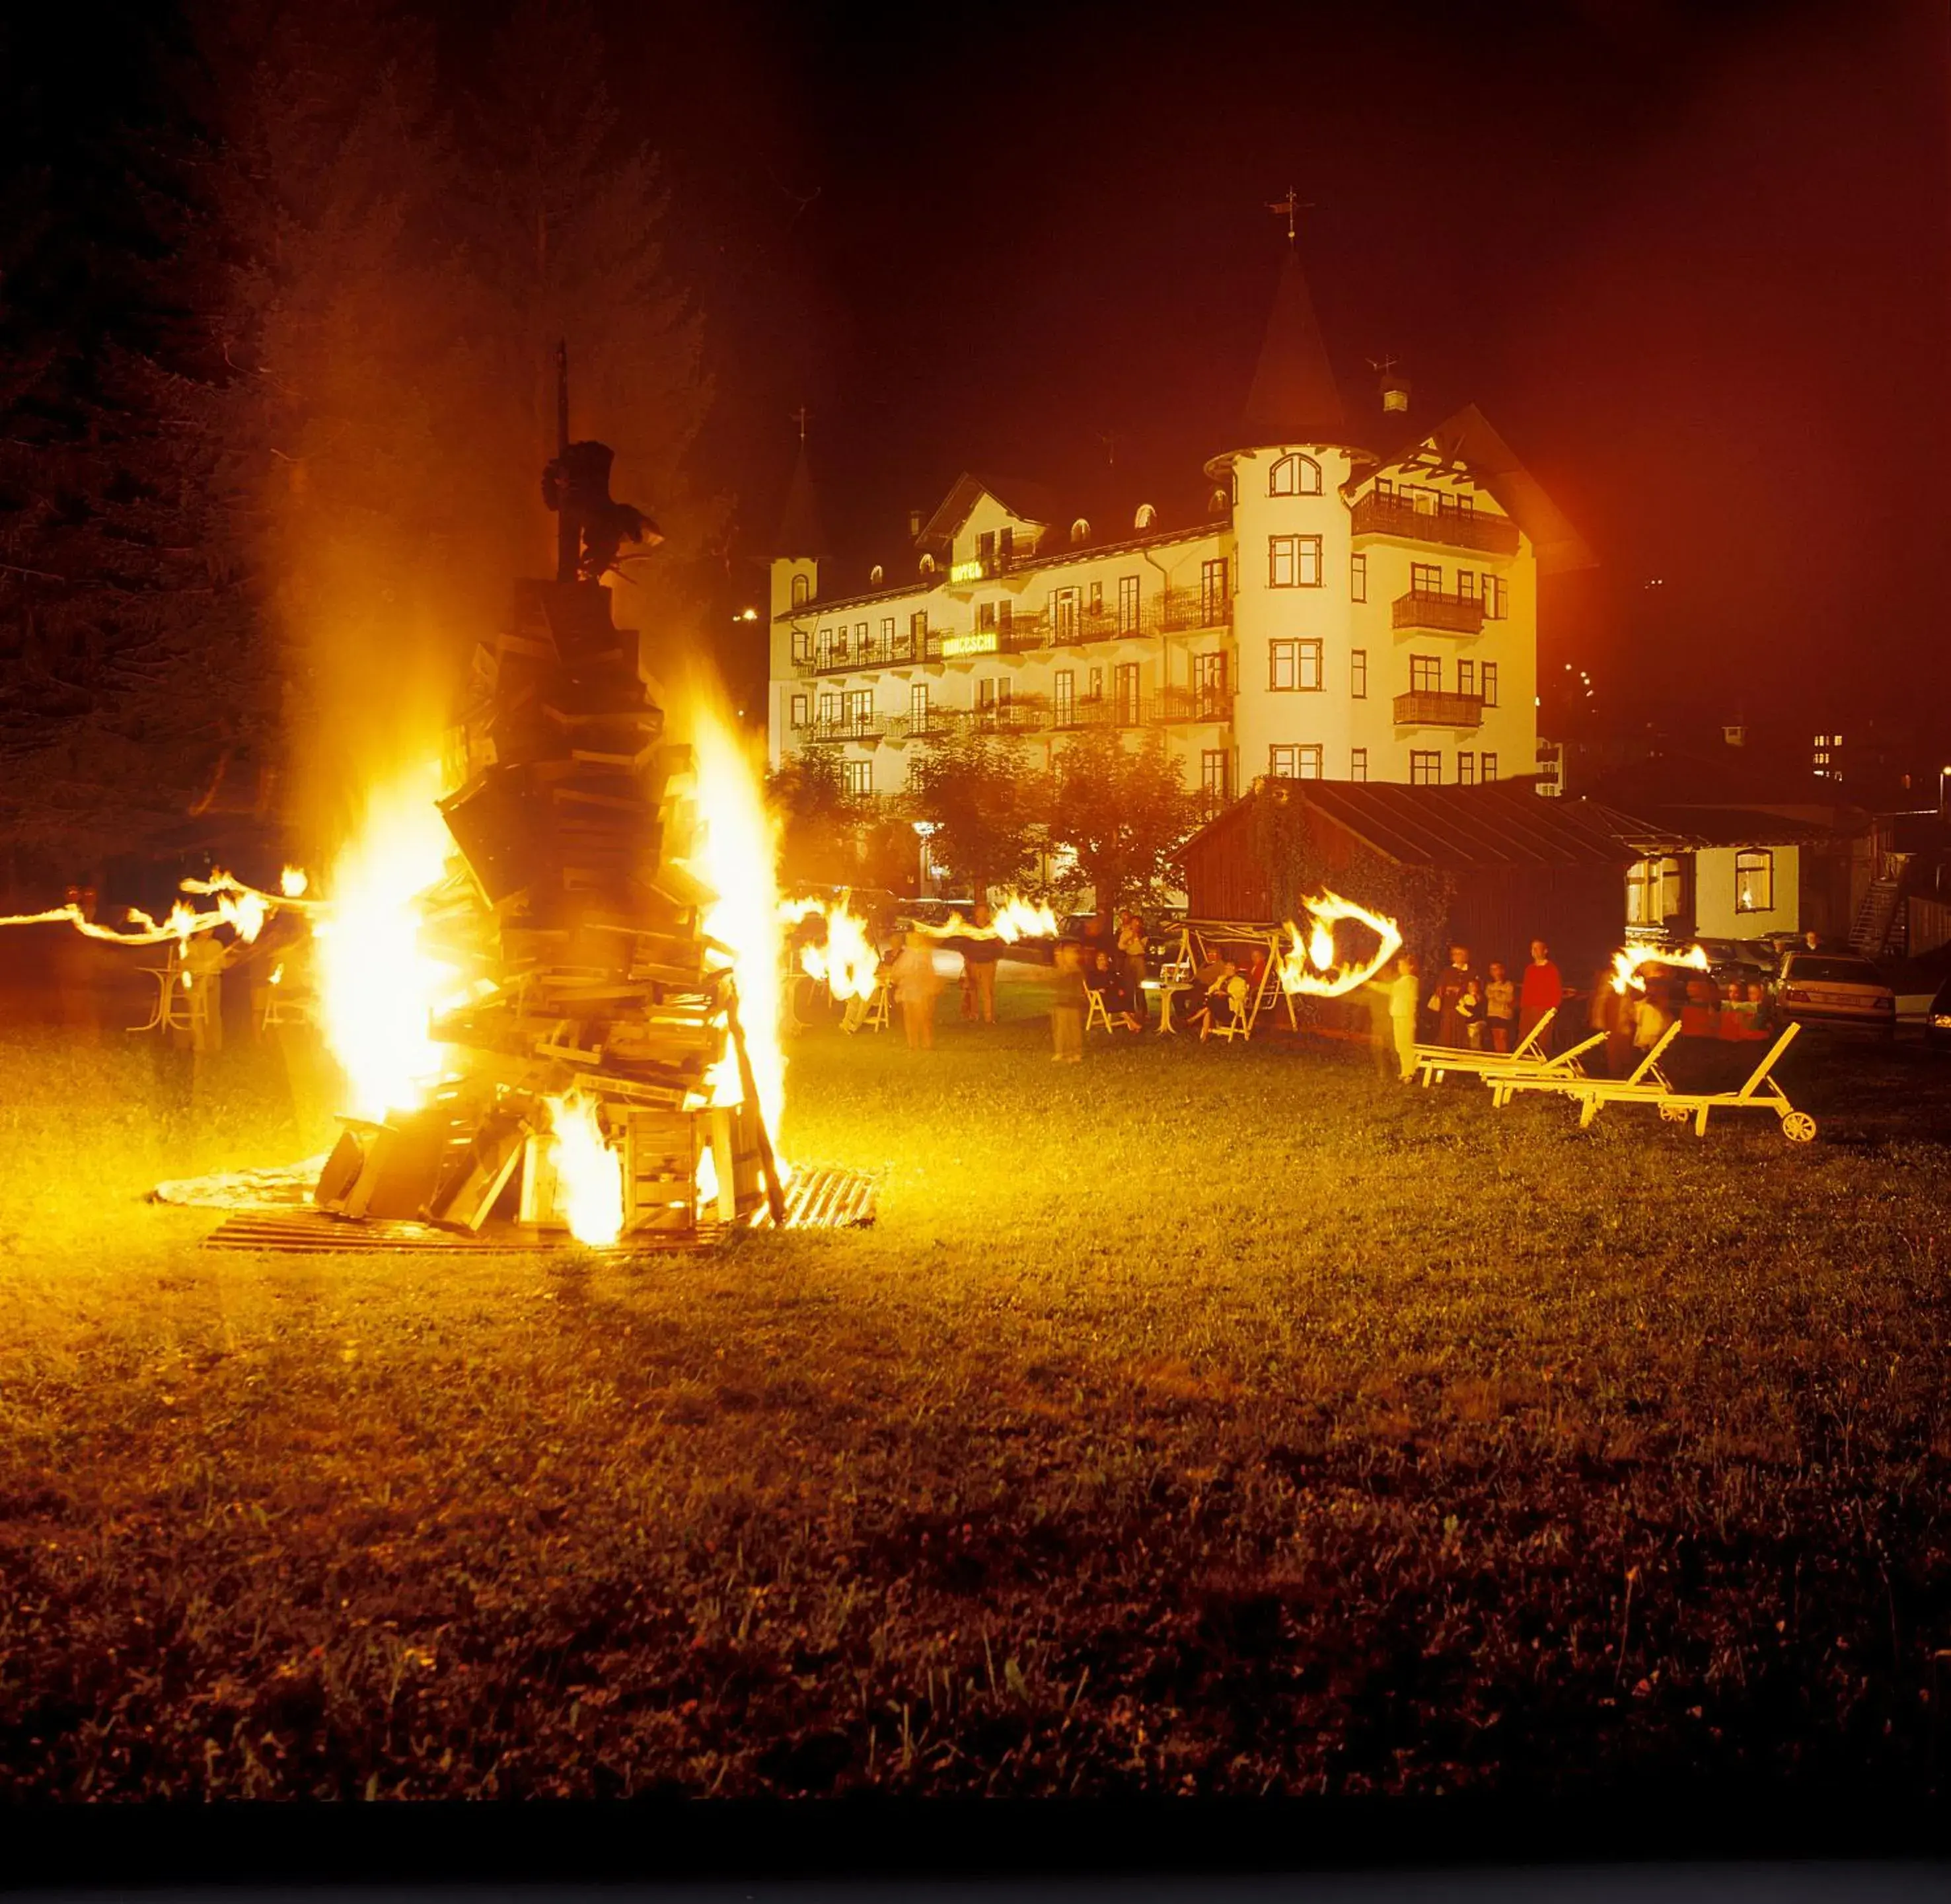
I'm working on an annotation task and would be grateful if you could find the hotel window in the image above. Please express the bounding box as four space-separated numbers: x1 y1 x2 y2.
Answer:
817 626 834 666
1481 661 1499 708
1050 587 1080 643
978 601 997 631
1089 666 1103 700
791 628 811 663
1627 856 1685 928
789 692 808 729
910 610 928 643
1115 662 1141 725
1118 575 1140 633
1268 534 1323 587
1481 752 1498 782
880 616 895 647
998 598 1014 636
1483 575 1508 620
978 529 995 564
1088 580 1103 615
1350 648 1368 698
1054 670 1075 725
791 573 811 606
846 689 872 732
1457 659 1476 698
1735 848 1775 913
1269 745 1300 779
998 527 1014 560
817 693 836 726
1410 653 1442 693
1410 751 1440 786
1410 561 1443 595
1194 650 1228 716
910 682 930 729
1200 750 1232 807
842 760 873 797
1350 552 1367 603
1268 640 1321 690
1349 747 1368 782
832 624 850 660
1296 743 1323 780
1458 751 1477 786
1269 452 1322 495
1200 557 1228 622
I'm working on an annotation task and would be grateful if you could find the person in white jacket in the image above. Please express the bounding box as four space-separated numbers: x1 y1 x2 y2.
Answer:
1368 952 1421 1083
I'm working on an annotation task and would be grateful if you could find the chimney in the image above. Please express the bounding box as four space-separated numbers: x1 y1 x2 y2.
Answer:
908 508 924 540
1723 723 1746 749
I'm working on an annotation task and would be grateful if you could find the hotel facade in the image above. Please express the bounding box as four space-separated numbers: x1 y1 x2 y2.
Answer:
764 249 1590 815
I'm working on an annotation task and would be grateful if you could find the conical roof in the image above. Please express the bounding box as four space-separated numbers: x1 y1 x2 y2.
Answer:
773 442 825 559
1239 247 1348 449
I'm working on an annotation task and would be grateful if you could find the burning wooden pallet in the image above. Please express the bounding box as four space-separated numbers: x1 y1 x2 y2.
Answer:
311 576 786 1243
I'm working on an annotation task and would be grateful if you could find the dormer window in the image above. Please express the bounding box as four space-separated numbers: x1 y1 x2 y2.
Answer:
1134 503 1156 530
869 564 884 586
1269 453 1322 497
1209 486 1228 515
920 552 937 575
791 573 811 606
1070 518 1090 544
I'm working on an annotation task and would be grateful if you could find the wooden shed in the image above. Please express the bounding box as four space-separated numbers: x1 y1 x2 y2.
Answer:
1179 780 1639 980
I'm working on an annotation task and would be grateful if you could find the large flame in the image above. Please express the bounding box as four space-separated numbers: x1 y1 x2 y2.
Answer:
783 895 879 1001
544 1093 623 1246
313 762 456 1120
912 891 1058 943
1610 942 1709 995
686 702 787 1142
1277 891 1404 998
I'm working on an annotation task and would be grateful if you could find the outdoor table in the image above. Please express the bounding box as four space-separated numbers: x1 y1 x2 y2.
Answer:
1149 980 1196 1035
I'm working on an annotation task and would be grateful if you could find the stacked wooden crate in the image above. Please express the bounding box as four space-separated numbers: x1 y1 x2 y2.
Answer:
312 578 783 1239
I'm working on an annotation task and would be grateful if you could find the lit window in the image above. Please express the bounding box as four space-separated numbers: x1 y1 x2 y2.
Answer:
1350 747 1368 782
1268 535 1323 587
791 573 811 606
842 760 873 796
1410 751 1440 786
1118 576 1140 634
1350 649 1368 698
979 601 997 630
910 610 928 643
1735 848 1775 914
1269 453 1322 497
1627 856 1685 927
847 688 873 732
1350 552 1367 603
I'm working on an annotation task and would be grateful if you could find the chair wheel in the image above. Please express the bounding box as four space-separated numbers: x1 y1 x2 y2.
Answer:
1782 1111 1816 1143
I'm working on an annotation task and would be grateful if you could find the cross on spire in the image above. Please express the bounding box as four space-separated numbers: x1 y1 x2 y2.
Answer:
1267 186 1312 245
791 405 811 445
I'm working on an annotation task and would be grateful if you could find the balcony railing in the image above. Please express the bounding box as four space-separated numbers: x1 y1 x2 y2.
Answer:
1352 492 1521 556
1392 689 1485 729
1392 590 1487 636
1151 686 1235 724
799 714 887 744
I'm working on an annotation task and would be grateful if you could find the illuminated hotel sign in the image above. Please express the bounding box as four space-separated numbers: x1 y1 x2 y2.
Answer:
941 632 999 659
948 560 984 584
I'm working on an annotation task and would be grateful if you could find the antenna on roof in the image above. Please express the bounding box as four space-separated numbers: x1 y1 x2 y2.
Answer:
791 405 811 445
1095 429 1117 468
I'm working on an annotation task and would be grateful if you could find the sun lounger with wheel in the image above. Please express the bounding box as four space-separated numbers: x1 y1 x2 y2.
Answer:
1413 1006 1561 1085
1486 1022 1674 1112
1564 1021 1814 1140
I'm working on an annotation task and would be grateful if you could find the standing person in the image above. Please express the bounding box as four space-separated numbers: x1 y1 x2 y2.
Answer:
1050 941 1086 1063
1383 953 1421 1081
1428 944 1477 1050
1633 980 1674 1056
1117 911 1149 1030
893 930 941 1050
1518 939 1563 1048
1483 962 1516 1054
960 902 1002 1025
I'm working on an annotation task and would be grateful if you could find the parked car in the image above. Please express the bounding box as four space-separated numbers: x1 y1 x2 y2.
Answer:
1775 949 1897 1036
1927 974 1951 1053
1695 936 1781 970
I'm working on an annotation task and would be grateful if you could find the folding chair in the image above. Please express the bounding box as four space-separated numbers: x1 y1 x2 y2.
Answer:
1415 1006 1560 1086
862 980 892 1032
1084 986 1115 1035
1201 976 1251 1043
1577 1021 1814 1140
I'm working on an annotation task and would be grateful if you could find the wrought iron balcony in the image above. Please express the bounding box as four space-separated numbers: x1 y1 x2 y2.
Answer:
1352 492 1521 556
1392 689 1485 729
1151 686 1235 724
799 714 887 744
1392 590 1487 636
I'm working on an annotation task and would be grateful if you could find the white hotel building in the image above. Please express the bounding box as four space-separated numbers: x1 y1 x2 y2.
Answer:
764 248 1590 812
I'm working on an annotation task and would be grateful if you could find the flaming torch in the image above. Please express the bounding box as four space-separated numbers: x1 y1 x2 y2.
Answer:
1277 891 1404 998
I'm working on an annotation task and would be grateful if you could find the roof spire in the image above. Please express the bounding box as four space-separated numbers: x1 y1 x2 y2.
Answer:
1238 225 1347 449
1265 185 1311 247
773 412 825 560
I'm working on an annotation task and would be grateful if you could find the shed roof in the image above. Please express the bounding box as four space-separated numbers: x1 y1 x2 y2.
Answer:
1600 803 1852 852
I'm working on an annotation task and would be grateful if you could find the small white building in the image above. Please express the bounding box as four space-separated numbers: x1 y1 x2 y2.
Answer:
764 246 1592 810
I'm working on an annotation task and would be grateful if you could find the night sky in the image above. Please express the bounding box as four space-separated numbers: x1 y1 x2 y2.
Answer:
603 0 1949 741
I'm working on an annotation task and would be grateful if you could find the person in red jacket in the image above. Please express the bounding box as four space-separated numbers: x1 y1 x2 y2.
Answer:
1518 938 1563 1049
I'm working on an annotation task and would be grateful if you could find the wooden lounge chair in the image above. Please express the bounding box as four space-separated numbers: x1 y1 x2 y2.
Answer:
1487 1023 1673 1112
1569 1021 1814 1141
1414 1006 1560 1085
1480 1029 1609 1105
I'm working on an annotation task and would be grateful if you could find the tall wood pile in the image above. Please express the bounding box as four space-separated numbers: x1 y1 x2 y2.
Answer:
313 579 783 1237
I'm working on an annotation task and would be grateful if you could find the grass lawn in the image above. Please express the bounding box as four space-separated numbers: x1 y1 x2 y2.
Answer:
3 973 1950 1802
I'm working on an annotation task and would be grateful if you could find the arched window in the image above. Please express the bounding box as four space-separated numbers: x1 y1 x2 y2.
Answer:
1209 486 1229 515
1269 453 1321 497
1134 503 1156 531
920 552 936 575
1070 517 1090 544
791 573 811 606
869 564 884 586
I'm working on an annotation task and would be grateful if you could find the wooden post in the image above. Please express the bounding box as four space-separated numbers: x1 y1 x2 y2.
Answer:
724 988 788 1224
